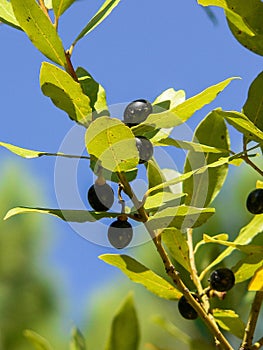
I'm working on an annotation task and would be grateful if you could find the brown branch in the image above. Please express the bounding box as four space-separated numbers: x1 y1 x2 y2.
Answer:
65 51 79 82
251 337 263 350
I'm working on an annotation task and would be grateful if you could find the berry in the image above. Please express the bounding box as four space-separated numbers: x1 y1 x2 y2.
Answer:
178 294 199 320
246 188 263 215
209 268 235 292
124 99 152 127
135 136 153 164
88 183 114 212
107 219 133 249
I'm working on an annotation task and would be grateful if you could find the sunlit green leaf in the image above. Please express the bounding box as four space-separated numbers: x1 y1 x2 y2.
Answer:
76 66 108 117
72 0 121 46
198 0 255 36
162 228 191 271
146 159 167 192
194 233 229 254
53 0 75 18
183 111 230 207
213 309 245 339
11 0 67 67
152 88 185 111
4 207 121 222
132 77 238 137
233 252 263 284
70 327 86 350
99 254 182 300
40 62 92 126
248 266 263 291
226 0 263 56
0 0 21 29
85 117 138 173
144 192 186 212
200 215 263 280
214 109 263 144
105 293 140 350
147 206 215 230
24 329 53 350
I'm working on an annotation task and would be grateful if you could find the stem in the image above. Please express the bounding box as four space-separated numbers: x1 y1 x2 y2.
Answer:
65 51 79 82
251 337 263 350
38 0 51 21
40 152 90 159
240 291 263 350
117 171 233 350
242 139 263 176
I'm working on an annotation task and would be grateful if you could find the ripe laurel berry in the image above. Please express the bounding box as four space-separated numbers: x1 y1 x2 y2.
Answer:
107 219 133 249
178 294 199 320
135 136 153 164
246 188 263 215
209 268 235 292
123 99 152 127
88 183 114 212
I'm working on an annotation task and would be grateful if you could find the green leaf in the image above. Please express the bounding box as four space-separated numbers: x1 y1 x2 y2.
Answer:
225 0 263 56
154 137 229 153
248 266 263 291
146 159 167 192
4 207 122 222
24 330 53 350
152 88 185 111
213 309 245 339
147 206 215 230
162 228 191 272
214 109 263 144
85 117 139 173
40 62 92 126
132 77 238 136
197 0 255 36
99 254 182 300
233 252 263 284
243 71 263 142
200 214 263 280
144 192 186 212
52 0 75 18
0 140 89 159
44 0 53 10
11 0 67 67
105 293 140 350
0 0 21 29
72 0 121 46
76 66 108 117
183 111 230 207
70 327 86 350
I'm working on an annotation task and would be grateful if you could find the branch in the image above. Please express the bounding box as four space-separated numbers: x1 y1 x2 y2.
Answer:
251 337 263 350
240 291 263 350
242 139 263 176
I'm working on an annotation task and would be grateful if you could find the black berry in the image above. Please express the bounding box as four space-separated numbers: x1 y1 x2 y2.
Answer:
209 268 235 292
107 219 133 249
124 99 152 127
135 136 153 164
88 183 114 212
246 188 263 215
178 294 199 320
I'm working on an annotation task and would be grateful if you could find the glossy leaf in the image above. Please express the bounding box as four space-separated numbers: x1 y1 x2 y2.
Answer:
11 0 67 67
200 214 263 280
144 192 186 212
99 254 182 300
0 140 89 159
72 0 121 46
70 327 86 350
213 309 245 339
105 293 140 350
53 0 75 18
4 207 121 222
24 330 53 350
146 159 167 192
198 0 255 36
0 0 21 29
40 62 92 126
152 88 185 111
147 206 215 230
85 117 138 173
214 109 263 144
226 0 263 56
243 71 263 143
76 67 108 117
233 252 263 284
183 111 230 207
154 137 229 153
162 228 191 271
132 77 237 136
248 266 263 291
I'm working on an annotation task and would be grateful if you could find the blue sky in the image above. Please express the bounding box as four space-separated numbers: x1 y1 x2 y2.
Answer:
0 0 262 324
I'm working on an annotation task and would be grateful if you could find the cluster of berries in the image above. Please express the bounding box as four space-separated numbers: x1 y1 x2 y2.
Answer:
87 99 153 248
178 268 235 320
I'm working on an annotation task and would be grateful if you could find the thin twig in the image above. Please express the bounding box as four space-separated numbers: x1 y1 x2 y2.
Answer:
240 291 263 350
65 51 79 82
242 138 263 176
251 337 263 350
